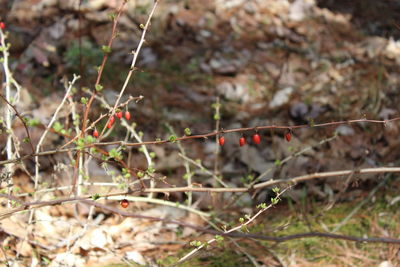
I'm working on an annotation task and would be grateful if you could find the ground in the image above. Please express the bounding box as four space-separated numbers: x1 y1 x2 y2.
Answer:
0 0 399 266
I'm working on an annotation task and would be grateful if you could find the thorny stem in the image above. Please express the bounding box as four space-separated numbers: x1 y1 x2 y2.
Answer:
0 166 399 218
72 0 127 195
173 187 291 265
1 194 399 251
98 0 159 139
0 116 399 166
80 1 127 136
90 117 400 147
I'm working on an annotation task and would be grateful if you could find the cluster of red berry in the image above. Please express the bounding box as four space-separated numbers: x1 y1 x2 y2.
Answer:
219 131 292 147
0 22 5 30
93 110 131 138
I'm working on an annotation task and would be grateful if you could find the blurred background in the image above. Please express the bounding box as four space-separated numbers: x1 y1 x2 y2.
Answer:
1 0 400 266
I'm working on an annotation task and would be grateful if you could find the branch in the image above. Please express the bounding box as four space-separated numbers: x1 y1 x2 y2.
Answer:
102 0 159 137
90 117 400 148
1 192 399 250
139 167 400 193
80 1 128 135
0 94 35 154
0 116 398 166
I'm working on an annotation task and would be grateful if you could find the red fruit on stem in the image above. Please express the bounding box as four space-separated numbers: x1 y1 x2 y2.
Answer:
285 131 292 142
218 136 225 146
125 111 131 120
93 129 99 138
120 199 129 208
239 137 246 147
116 111 123 119
0 22 5 30
107 116 115 129
252 133 261 145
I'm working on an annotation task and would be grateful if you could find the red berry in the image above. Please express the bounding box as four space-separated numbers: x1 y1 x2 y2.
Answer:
218 136 225 146
120 199 129 208
285 131 292 142
239 137 246 147
252 133 261 145
93 129 99 138
107 116 115 129
125 111 131 120
0 22 5 30
116 111 123 119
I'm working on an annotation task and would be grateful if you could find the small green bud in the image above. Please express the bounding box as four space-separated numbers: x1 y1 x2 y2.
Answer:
147 166 155 174
272 187 280 193
168 135 177 143
80 97 88 104
95 84 103 92
184 128 191 136
102 45 111 53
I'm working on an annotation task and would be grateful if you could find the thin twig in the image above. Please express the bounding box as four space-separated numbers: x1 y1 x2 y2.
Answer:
0 116 398 166
174 187 290 265
167 124 194 204
101 0 159 137
213 97 221 186
178 153 229 188
34 74 80 189
123 120 154 197
80 1 128 136
0 94 34 153
1 193 399 247
89 117 400 147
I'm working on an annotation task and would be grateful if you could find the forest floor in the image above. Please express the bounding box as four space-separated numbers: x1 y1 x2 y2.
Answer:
0 0 400 266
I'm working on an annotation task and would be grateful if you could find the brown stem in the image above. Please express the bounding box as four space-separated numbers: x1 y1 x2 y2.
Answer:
0 93 35 154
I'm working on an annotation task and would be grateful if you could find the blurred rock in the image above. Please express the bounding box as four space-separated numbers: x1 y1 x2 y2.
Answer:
379 108 396 120
217 81 250 102
290 102 308 120
269 87 293 108
335 125 355 136
239 146 275 173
